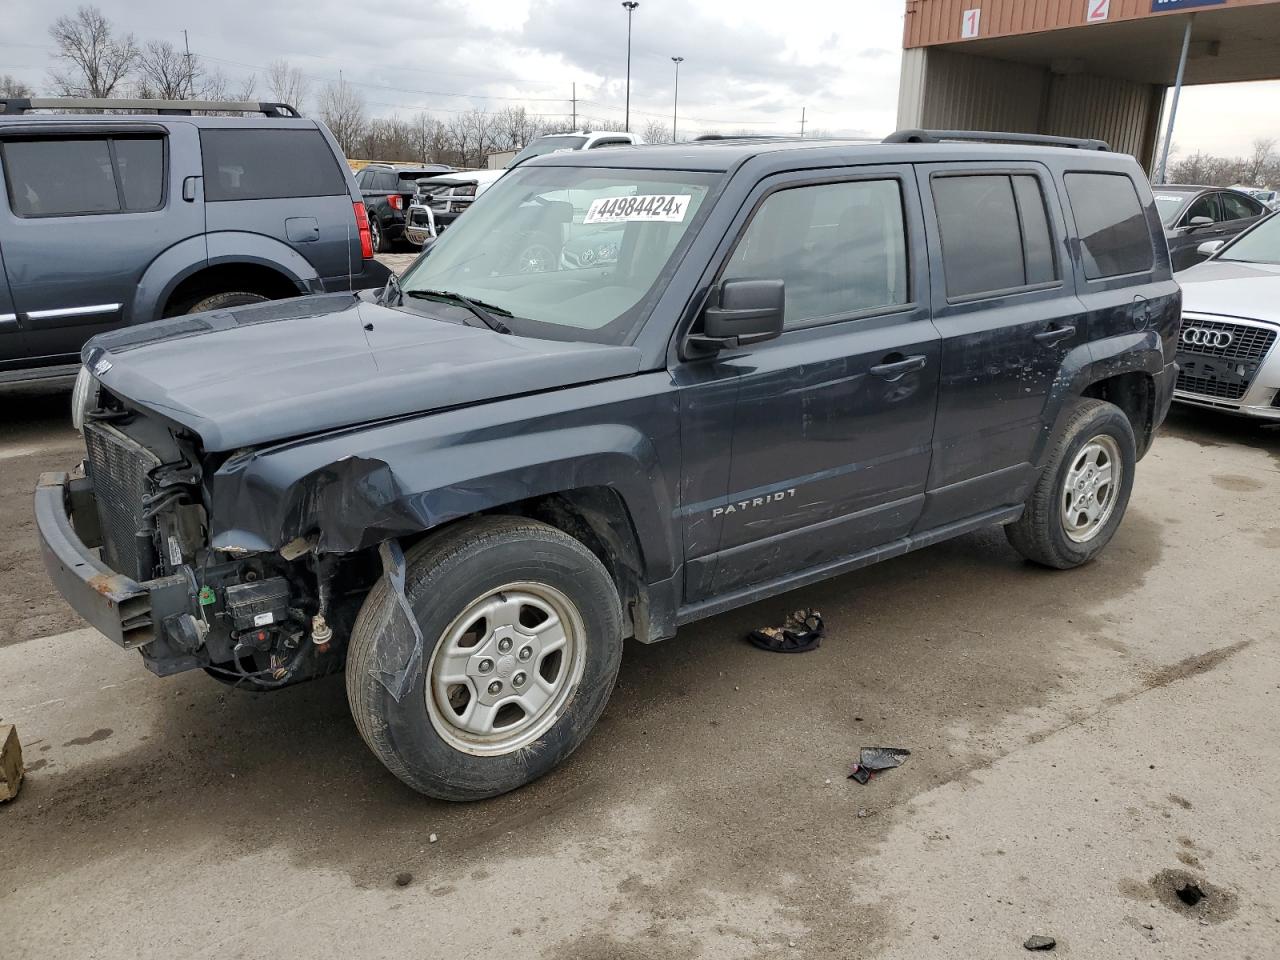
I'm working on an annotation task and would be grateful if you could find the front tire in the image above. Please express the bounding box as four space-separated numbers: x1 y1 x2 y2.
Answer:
1005 398 1136 569
346 517 623 801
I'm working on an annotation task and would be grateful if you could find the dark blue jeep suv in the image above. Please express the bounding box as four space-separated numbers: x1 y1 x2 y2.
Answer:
37 130 1178 801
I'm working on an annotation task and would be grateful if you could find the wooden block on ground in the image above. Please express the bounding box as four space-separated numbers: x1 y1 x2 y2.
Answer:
0 724 23 802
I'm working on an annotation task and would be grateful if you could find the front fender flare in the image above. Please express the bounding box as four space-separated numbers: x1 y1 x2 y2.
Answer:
208 422 679 585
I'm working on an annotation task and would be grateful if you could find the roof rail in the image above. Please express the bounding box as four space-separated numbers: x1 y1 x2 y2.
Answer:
884 129 1110 151
0 97 301 118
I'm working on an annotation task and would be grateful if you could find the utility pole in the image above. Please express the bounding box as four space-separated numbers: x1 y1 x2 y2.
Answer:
799 107 806 139
622 1 639 132
1157 14 1194 184
671 56 683 143
182 29 193 99
572 81 577 130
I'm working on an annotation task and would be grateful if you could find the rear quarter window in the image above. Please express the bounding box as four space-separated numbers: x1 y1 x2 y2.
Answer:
1064 172 1154 280
200 128 347 201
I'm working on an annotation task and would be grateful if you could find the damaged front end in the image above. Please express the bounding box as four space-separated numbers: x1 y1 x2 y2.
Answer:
36 388 377 688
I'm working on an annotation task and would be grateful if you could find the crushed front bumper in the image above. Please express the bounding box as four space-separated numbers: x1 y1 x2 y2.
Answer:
35 470 194 651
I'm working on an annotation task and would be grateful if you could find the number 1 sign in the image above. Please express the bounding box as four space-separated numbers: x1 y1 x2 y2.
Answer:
961 8 981 38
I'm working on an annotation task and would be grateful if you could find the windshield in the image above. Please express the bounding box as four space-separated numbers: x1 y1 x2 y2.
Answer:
511 136 589 166
1154 192 1191 226
399 165 721 344
1218 212 1280 264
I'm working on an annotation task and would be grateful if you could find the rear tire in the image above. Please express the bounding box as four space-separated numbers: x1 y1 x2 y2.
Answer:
1005 398 1136 569
184 291 270 314
369 214 389 254
346 517 623 801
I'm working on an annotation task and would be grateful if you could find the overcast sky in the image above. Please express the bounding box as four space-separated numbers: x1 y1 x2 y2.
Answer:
2 0 1278 160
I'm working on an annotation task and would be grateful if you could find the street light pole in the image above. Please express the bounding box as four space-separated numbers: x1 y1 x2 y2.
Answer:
671 56 683 143
622 1 639 133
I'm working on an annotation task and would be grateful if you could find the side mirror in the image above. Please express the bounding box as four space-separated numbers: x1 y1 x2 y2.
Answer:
691 279 784 350
1187 216 1215 230
1196 239 1226 258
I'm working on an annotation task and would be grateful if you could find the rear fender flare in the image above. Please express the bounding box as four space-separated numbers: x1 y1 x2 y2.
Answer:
204 232 321 294
1036 331 1163 468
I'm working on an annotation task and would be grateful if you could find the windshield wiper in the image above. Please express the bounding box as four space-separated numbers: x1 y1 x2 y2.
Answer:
406 289 513 334
378 271 404 306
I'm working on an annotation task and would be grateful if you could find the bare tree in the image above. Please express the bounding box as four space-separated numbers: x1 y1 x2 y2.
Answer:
319 78 367 156
640 119 669 144
1242 137 1277 186
494 106 541 152
413 111 448 163
135 40 198 99
1 74 33 98
266 59 310 114
48 5 138 98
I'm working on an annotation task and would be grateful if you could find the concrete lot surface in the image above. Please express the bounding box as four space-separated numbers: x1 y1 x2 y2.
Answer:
1 385 1277 959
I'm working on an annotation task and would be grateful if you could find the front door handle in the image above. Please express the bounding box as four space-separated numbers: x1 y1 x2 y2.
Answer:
869 354 927 380
1033 324 1076 346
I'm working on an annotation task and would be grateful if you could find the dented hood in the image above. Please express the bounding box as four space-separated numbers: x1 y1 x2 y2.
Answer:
83 293 643 452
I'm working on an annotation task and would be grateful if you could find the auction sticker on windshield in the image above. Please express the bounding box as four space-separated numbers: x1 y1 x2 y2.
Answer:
584 194 691 224
1155 194 1185 203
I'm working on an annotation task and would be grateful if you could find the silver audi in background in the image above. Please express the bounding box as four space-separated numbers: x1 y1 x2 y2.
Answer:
1173 211 1280 421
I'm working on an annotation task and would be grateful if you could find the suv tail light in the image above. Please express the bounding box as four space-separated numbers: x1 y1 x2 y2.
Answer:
388 194 404 210
353 202 373 259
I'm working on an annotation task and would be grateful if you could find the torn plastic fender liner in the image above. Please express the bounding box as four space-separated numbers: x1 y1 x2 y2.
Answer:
372 539 426 702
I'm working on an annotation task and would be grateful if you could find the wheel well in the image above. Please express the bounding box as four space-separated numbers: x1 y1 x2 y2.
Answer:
491 488 649 642
162 263 303 317
1082 372 1155 456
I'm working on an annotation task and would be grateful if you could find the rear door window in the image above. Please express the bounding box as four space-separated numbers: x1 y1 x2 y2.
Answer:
1220 192 1261 221
724 178 910 327
200 128 347 201
113 137 164 211
931 173 1059 299
1064 172 1154 279
2 135 166 217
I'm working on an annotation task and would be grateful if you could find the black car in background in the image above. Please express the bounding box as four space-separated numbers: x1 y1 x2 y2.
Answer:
356 162 452 251
1154 184 1268 271
0 97 390 386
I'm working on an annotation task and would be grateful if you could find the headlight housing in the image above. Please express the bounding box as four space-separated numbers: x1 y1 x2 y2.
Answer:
70 364 100 433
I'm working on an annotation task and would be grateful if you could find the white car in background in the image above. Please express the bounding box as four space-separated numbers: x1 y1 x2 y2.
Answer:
509 130 644 167
1174 211 1280 420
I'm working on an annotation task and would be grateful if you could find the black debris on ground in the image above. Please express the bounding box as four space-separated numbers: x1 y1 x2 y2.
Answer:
394 872 413 887
747 609 824 653
1024 934 1056 951
848 747 911 784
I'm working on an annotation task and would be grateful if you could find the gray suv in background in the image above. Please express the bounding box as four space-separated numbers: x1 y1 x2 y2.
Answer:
0 97 390 385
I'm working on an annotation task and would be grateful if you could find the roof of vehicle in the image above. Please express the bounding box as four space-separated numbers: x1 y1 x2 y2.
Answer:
367 162 453 171
418 169 505 185
0 111 317 128
1153 184 1214 193
0 98 307 124
523 134 1140 175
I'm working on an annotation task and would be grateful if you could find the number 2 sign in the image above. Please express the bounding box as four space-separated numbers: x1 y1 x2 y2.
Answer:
1087 0 1111 22
961 8 981 38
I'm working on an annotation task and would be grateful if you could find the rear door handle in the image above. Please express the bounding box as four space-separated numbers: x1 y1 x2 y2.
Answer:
1033 324 1076 346
182 176 199 202
869 354 927 380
